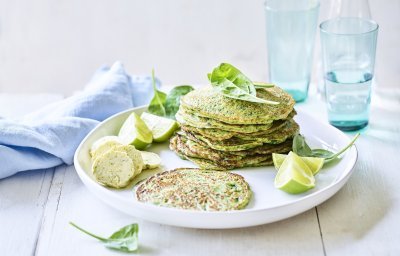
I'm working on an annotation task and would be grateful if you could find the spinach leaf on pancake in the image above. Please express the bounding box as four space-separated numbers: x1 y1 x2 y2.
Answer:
208 63 278 104
181 86 295 124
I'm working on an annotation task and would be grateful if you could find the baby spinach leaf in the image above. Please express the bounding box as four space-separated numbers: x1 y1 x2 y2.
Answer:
324 133 360 163
209 63 256 95
165 85 194 119
106 224 139 252
208 63 278 105
147 69 193 119
253 82 275 89
70 222 139 253
293 133 360 163
148 69 167 117
310 149 334 158
292 134 312 156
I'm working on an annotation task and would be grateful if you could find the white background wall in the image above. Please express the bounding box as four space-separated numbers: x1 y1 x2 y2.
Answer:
0 0 398 95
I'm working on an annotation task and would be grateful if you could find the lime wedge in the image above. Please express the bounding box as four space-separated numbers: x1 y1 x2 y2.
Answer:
140 112 179 142
274 152 315 194
272 153 324 175
272 153 287 170
300 157 324 175
118 112 153 150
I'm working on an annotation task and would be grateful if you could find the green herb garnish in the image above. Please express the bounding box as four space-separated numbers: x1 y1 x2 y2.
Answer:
253 81 275 89
164 85 194 119
69 222 139 253
293 133 360 163
148 69 167 117
148 69 194 119
208 63 278 105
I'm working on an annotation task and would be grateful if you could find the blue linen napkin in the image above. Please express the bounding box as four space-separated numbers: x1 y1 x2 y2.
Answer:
0 62 158 179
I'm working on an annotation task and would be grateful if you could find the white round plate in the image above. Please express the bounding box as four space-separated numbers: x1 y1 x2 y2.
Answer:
74 106 357 229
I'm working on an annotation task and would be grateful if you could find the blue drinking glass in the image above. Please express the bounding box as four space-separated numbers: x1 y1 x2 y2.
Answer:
320 18 379 131
265 0 320 102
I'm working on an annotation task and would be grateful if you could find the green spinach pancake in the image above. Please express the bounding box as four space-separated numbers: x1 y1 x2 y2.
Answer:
136 168 252 211
180 86 295 124
170 85 299 170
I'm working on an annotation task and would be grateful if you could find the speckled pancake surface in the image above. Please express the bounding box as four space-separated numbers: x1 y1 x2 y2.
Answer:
171 85 298 170
181 154 273 171
136 168 252 211
181 118 287 141
180 86 295 124
181 119 299 146
177 121 298 152
170 135 290 170
173 134 292 158
176 109 274 133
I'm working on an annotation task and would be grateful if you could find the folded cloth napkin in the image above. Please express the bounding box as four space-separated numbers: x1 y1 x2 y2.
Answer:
0 61 158 179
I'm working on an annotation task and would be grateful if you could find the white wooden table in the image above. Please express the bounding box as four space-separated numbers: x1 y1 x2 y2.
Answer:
1 91 399 256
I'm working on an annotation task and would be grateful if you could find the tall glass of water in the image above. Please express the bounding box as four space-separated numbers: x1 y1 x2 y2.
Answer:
320 18 378 131
265 0 320 102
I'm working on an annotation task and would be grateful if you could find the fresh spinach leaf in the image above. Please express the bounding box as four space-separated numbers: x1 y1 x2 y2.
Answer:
209 63 256 95
324 133 360 163
208 63 278 105
292 134 312 156
148 69 167 116
70 222 138 253
147 69 193 119
165 85 194 119
293 133 360 163
310 149 334 158
253 82 275 89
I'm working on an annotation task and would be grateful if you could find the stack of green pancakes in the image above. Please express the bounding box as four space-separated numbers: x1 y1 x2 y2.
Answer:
169 86 299 170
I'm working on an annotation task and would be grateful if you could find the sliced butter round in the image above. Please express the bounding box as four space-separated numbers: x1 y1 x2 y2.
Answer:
92 150 134 188
140 151 162 169
90 136 123 159
113 145 144 176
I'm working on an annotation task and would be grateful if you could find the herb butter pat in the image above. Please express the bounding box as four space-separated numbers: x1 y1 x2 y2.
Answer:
90 136 123 159
91 141 145 188
92 150 136 188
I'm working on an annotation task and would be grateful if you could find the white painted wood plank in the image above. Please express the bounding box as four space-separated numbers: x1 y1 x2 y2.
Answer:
0 93 63 255
0 169 54 256
35 165 324 256
315 106 400 255
33 165 69 255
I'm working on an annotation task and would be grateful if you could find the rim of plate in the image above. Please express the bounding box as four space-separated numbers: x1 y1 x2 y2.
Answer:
74 106 358 215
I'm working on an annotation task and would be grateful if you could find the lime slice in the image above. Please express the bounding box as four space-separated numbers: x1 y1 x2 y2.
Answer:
118 113 153 150
274 152 315 194
140 112 179 142
272 153 324 175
